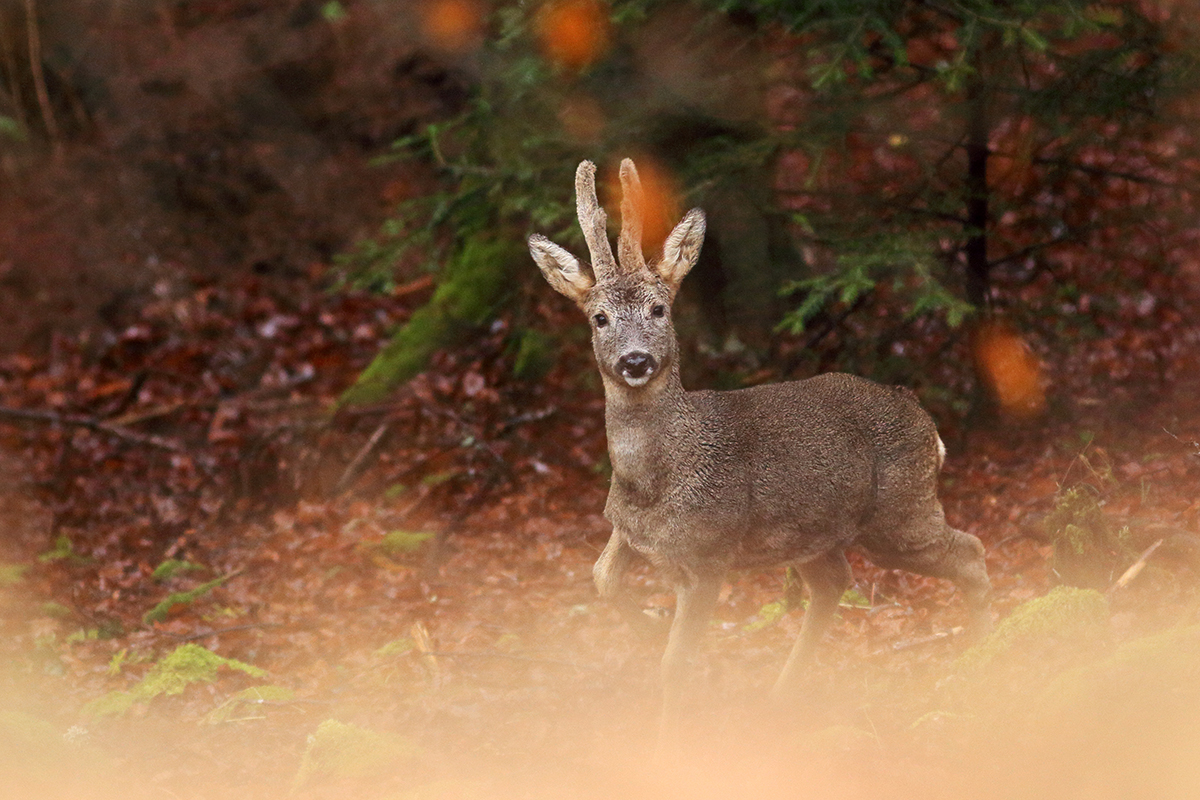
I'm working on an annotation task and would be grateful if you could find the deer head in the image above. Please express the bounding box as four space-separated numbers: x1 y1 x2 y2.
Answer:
528 159 706 388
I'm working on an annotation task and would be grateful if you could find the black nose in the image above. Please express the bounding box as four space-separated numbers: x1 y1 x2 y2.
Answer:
617 351 657 379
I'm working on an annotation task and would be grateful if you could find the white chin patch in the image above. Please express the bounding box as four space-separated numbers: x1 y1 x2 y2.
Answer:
622 372 652 388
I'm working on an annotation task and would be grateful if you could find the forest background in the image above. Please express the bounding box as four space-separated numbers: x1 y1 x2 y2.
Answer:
2 1 1200 797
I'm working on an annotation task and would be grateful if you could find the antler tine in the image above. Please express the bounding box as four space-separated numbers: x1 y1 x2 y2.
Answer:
617 158 646 271
575 160 616 281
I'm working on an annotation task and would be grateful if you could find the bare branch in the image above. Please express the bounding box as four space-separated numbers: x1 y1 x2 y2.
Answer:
0 405 185 452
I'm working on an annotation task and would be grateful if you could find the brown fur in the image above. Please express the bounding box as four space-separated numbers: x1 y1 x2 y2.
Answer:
529 159 991 745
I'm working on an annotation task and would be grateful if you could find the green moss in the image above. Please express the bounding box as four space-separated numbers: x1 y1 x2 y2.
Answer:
233 684 295 702
375 638 415 658
1043 624 1200 711
134 643 265 700
1044 486 1104 545
339 237 521 407
956 586 1110 675
38 534 91 565
420 471 456 487
0 562 26 587
206 684 296 724
744 599 788 632
1059 523 1088 556
292 719 418 792
87 643 266 717
510 328 556 380
39 601 72 618
379 531 434 555
143 574 231 624
152 559 205 581
839 587 872 608
1043 484 1135 589
81 690 136 718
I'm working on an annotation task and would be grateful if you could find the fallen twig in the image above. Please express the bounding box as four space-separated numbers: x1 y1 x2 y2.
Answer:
421 649 601 673
411 621 439 685
333 420 392 494
1108 538 1165 594
169 622 284 642
872 626 965 657
0 405 185 452
498 406 557 435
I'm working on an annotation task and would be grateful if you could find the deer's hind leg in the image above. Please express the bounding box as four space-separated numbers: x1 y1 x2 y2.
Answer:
772 549 852 697
863 514 992 637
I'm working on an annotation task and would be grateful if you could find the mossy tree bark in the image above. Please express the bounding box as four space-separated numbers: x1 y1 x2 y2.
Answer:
338 237 523 407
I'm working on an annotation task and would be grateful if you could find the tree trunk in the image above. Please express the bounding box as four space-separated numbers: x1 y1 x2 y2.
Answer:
964 60 990 310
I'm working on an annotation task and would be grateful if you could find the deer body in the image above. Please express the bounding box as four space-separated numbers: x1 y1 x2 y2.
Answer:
529 159 990 741
604 373 949 574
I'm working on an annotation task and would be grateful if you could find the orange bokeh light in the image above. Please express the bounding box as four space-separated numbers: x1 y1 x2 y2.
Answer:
420 0 484 53
535 0 612 70
604 156 680 255
972 320 1046 420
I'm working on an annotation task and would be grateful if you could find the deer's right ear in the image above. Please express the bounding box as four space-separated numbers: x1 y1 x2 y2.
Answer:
529 234 594 306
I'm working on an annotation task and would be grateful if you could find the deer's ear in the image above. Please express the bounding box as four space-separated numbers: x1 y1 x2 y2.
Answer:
529 234 594 306
656 209 706 292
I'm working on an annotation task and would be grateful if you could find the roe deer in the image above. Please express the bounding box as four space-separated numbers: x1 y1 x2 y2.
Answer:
528 159 991 739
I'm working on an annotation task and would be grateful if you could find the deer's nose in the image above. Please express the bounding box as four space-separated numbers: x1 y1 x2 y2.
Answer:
617 351 657 379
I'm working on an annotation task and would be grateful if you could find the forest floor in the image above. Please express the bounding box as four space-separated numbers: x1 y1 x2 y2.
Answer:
1 243 1200 799
2 4 1200 798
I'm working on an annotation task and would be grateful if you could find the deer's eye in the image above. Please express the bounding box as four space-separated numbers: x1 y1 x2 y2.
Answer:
651 305 666 318
593 312 608 328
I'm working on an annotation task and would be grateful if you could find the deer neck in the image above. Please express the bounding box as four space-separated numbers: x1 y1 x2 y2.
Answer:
603 365 697 506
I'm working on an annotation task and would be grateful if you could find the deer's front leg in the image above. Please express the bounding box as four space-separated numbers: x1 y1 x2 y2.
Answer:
658 573 722 751
593 529 668 639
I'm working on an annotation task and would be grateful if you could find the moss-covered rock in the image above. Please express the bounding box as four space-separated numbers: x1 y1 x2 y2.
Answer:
998 625 1200 799
292 719 418 793
955 586 1110 677
1040 624 1200 720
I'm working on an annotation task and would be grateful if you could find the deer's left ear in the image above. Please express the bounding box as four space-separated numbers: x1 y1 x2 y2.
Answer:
529 234 594 307
655 209 706 292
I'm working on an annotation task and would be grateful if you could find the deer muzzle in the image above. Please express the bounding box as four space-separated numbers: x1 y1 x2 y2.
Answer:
616 351 658 387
